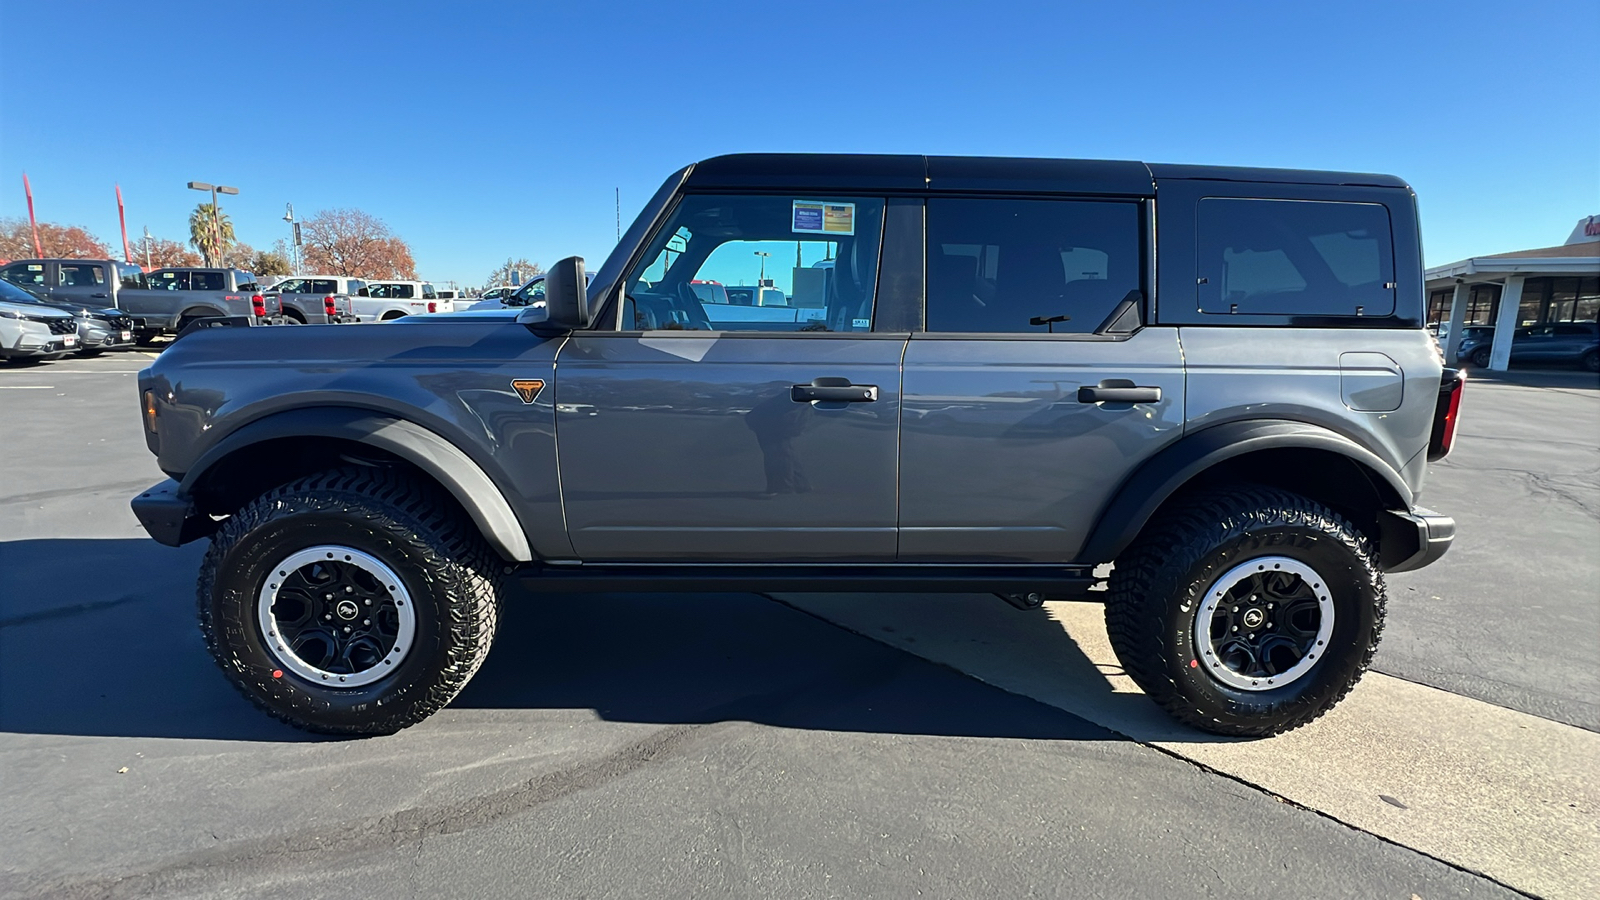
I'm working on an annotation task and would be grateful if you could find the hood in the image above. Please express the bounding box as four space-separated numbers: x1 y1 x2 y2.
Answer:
0 299 73 318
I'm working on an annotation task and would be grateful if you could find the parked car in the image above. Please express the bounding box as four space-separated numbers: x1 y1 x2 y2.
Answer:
0 278 134 354
356 280 451 320
1458 322 1599 371
466 273 592 311
132 153 1459 740
476 285 519 304
0 259 274 342
260 275 361 325
0 286 78 362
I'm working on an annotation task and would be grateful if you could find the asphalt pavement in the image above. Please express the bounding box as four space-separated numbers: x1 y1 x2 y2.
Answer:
2 349 1593 899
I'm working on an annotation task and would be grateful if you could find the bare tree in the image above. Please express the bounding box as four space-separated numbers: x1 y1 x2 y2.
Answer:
300 209 418 279
484 257 543 288
0 217 112 260
138 235 203 268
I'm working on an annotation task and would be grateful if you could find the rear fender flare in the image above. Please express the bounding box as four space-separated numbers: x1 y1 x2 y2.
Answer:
179 407 533 562
1077 419 1413 565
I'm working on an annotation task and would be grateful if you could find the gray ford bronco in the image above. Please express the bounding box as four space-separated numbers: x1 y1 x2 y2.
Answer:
131 154 1462 737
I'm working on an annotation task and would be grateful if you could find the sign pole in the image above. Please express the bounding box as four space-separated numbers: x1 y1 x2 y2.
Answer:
23 173 42 258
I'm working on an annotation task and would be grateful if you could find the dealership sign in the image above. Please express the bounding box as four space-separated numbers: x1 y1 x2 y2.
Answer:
1566 215 1600 244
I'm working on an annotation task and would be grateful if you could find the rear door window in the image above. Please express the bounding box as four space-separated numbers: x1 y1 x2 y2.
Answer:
58 263 106 287
308 279 338 294
1198 198 1395 317
151 270 189 290
1 263 48 288
189 271 226 291
925 198 1142 334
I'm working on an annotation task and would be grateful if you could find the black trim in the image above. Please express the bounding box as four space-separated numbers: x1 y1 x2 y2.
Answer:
1379 507 1455 572
130 479 216 546
517 563 1099 596
1075 419 1412 565
874 198 925 333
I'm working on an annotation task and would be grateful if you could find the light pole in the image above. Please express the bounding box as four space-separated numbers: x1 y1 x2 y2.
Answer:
187 181 238 266
754 251 770 302
142 226 152 270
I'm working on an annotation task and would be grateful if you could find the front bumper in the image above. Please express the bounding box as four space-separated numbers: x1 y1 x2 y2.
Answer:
1379 507 1456 573
131 479 216 546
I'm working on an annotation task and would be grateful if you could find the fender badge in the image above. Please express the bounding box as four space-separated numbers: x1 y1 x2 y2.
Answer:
511 379 545 404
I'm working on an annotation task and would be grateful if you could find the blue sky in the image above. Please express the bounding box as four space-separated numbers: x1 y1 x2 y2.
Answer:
2 0 1596 287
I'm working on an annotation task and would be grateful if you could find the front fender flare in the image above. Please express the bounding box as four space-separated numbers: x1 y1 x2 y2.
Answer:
180 407 533 562
1075 419 1414 566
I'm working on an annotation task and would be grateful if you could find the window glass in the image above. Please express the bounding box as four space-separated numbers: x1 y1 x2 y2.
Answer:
119 264 147 290
422 283 437 300
274 278 306 293
190 271 226 291
150 270 188 290
621 195 884 332
308 279 337 294
58 263 106 287
1198 198 1395 317
926 198 1141 334
1 263 47 288
1575 277 1599 324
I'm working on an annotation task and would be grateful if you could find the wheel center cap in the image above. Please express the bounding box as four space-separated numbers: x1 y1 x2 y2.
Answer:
1242 608 1266 629
335 599 360 620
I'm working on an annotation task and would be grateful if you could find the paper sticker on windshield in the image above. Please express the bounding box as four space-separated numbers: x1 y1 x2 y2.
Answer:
793 201 854 235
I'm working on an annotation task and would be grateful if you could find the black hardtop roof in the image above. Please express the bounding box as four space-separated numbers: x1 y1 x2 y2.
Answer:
684 153 1409 194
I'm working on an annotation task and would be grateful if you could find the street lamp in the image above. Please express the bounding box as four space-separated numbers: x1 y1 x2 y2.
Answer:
283 203 297 274
753 251 771 303
187 181 238 266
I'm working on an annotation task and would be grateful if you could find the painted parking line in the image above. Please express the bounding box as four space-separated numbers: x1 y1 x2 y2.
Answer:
771 592 1600 900
0 385 54 389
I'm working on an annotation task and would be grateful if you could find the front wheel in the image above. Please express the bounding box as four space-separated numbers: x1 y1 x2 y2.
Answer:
1105 486 1385 737
1470 347 1492 368
197 468 504 734
1582 349 1598 373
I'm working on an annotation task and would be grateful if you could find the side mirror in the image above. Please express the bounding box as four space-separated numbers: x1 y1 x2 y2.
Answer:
538 256 589 331
356 287 370 297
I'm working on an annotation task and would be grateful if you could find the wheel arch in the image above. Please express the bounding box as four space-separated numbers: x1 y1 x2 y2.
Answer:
179 304 226 321
179 407 533 562
1077 419 1414 568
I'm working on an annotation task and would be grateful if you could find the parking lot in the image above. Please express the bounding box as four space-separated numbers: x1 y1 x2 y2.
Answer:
1 351 1596 899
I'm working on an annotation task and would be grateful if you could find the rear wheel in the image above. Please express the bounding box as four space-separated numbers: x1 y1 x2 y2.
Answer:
197 468 505 735
1105 486 1385 737
1470 346 1492 368
1582 349 1598 373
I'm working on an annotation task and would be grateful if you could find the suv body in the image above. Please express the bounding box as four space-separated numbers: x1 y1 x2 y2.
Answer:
1 260 269 340
131 154 1461 737
1458 321 1599 371
0 277 134 353
259 275 362 325
0 290 78 360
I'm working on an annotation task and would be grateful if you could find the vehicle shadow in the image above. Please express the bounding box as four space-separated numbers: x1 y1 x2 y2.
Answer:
1 538 1192 745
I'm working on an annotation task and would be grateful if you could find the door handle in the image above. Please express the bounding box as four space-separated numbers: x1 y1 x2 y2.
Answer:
91 293 108 298
1078 381 1161 404
792 376 878 403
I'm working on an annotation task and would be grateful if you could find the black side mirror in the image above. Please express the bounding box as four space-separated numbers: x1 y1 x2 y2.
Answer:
523 257 587 331
356 287 370 297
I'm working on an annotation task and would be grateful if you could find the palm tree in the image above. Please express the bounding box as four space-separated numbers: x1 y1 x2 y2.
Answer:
188 203 235 266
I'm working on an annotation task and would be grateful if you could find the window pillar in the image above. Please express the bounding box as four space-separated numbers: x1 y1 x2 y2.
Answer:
1489 275 1525 371
1444 282 1471 365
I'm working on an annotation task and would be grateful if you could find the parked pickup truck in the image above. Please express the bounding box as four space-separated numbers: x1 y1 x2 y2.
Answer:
260 275 361 325
131 153 1460 740
1 259 275 342
355 280 452 320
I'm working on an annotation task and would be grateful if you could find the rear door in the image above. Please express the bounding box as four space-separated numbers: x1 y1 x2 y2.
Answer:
555 193 906 561
899 197 1184 562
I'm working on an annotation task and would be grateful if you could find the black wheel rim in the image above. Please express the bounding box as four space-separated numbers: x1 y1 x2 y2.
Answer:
258 546 415 687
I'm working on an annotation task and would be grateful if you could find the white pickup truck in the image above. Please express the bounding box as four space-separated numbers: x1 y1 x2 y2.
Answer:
356 281 453 320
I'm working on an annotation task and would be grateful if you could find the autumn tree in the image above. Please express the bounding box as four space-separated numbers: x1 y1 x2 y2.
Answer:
188 203 239 266
0 217 111 260
136 235 203 268
484 257 543 288
219 240 257 270
300 208 417 279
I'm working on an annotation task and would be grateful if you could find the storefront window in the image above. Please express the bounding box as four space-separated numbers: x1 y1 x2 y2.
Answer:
1467 284 1499 324
1575 277 1599 323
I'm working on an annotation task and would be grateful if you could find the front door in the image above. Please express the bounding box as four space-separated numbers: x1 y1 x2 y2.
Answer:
898 197 1185 562
555 193 904 561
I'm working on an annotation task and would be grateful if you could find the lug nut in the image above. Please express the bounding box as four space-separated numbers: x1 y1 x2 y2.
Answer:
324 594 333 601
343 626 351 633
345 586 354 593
324 614 332 620
364 599 372 606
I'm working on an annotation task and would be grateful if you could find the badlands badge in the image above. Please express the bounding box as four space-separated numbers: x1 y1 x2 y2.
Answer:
510 379 545 404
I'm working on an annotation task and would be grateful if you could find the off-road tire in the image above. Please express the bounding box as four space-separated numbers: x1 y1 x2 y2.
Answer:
197 467 504 735
1105 486 1385 737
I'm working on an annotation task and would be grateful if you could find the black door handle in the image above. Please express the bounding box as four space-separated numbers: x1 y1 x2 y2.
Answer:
91 293 108 298
792 376 878 403
1078 382 1162 404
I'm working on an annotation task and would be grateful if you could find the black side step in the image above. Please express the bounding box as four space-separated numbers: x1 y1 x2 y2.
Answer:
515 565 1101 598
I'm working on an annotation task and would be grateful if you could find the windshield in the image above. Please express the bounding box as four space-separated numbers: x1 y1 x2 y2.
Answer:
0 279 45 305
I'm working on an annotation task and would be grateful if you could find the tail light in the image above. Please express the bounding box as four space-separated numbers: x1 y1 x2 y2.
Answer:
1427 368 1465 461
251 294 266 318
427 302 437 313
324 295 338 316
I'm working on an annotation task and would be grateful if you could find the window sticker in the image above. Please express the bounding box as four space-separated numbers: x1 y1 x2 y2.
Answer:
852 318 871 329
793 200 855 236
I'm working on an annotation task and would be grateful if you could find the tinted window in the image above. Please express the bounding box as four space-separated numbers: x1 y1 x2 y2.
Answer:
151 270 189 290
422 283 437 300
1198 198 1395 317
1 263 47 288
0 278 44 303
622 195 884 332
308 279 337 294
190 271 226 291
58 263 106 287
274 278 305 293
118 264 147 290
926 198 1141 334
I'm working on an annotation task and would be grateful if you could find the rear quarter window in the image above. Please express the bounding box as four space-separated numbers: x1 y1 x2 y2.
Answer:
1198 198 1395 318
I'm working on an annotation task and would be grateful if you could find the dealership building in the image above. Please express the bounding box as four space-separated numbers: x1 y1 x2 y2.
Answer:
1426 215 1600 369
